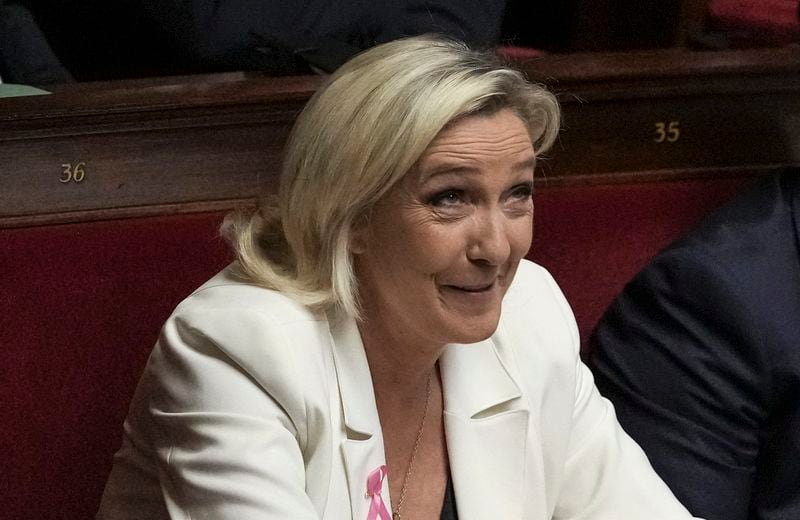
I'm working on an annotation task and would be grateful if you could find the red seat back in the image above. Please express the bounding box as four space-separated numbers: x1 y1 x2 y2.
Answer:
1 212 230 519
529 176 756 349
0 176 755 518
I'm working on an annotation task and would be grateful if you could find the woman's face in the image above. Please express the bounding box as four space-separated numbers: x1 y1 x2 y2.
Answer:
353 108 535 349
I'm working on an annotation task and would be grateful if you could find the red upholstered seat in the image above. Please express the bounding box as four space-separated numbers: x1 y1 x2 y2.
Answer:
0 176 754 518
709 0 800 44
528 177 754 348
496 45 547 61
1 212 231 519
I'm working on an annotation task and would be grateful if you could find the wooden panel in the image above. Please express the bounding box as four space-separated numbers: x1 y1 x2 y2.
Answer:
522 48 800 184
514 46 800 82
540 90 800 182
2 49 799 228
1 73 315 227
5 123 286 213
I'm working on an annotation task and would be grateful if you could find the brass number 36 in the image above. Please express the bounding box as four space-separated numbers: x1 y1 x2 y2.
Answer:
60 162 87 183
654 121 680 143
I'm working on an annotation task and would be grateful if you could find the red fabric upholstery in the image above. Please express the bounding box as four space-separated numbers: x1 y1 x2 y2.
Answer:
0 176 755 518
709 0 800 43
1 212 231 520
496 45 547 61
528 177 756 348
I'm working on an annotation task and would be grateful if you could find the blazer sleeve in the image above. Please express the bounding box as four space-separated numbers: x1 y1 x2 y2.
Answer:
143 301 321 519
530 269 699 520
554 362 701 519
588 247 768 520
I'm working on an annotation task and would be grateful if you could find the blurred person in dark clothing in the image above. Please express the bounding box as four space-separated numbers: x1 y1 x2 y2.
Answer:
589 172 800 520
0 0 71 84
138 0 508 74
5 0 507 81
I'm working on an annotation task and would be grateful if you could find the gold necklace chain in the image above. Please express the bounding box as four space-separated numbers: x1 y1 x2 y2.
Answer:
392 372 433 520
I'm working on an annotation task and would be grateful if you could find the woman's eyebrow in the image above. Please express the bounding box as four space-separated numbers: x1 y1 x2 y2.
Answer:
421 156 536 182
421 165 480 182
514 157 536 172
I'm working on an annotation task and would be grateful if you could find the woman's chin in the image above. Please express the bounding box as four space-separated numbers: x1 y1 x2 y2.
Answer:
444 313 502 345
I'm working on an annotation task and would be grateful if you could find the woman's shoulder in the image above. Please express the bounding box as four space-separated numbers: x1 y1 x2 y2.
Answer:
504 260 570 312
177 264 320 324
499 259 580 357
138 265 337 451
159 265 334 400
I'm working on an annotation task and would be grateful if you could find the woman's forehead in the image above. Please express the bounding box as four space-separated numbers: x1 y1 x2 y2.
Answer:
417 111 534 174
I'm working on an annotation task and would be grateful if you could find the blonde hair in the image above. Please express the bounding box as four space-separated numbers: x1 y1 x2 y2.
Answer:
222 35 560 318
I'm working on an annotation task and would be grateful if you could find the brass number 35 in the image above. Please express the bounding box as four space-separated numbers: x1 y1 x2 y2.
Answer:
654 121 680 143
60 162 87 183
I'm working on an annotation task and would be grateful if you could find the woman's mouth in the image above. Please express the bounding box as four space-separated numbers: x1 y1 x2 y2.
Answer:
443 281 495 293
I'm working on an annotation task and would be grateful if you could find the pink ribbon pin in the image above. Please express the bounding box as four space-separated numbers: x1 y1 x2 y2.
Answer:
366 465 391 520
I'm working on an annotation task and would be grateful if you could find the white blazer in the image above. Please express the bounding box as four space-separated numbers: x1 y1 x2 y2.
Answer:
98 260 699 519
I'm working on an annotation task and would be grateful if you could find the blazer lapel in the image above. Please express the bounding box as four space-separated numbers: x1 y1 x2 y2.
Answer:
440 335 546 520
329 315 392 519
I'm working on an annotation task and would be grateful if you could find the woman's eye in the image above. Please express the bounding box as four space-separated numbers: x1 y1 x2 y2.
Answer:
509 183 533 201
429 189 465 207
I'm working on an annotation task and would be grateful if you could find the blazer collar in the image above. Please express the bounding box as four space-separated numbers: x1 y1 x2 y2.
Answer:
329 314 539 520
329 314 527 430
439 335 523 419
440 330 541 520
329 314 392 518
329 314 381 438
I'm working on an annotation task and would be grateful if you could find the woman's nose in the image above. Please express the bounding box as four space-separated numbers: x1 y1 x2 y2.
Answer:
466 209 511 266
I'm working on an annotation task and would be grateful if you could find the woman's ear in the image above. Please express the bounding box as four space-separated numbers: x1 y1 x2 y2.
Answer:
349 216 370 255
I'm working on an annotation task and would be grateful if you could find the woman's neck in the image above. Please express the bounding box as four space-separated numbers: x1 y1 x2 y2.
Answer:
357 314 443 403
357 312 450 519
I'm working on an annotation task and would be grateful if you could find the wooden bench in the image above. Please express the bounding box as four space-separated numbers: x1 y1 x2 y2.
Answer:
2 47 799 519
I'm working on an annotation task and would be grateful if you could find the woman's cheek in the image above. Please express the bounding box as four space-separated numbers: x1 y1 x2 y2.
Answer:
510 217 534 256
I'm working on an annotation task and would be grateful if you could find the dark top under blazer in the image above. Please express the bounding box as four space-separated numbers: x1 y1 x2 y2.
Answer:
590 171 800 520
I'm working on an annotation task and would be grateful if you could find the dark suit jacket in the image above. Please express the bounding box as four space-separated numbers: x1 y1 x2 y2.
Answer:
0 1 72 84
138 0 507 74
589 171 800 520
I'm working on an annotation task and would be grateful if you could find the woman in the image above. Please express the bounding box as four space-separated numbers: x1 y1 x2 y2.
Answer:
98 36 699 519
